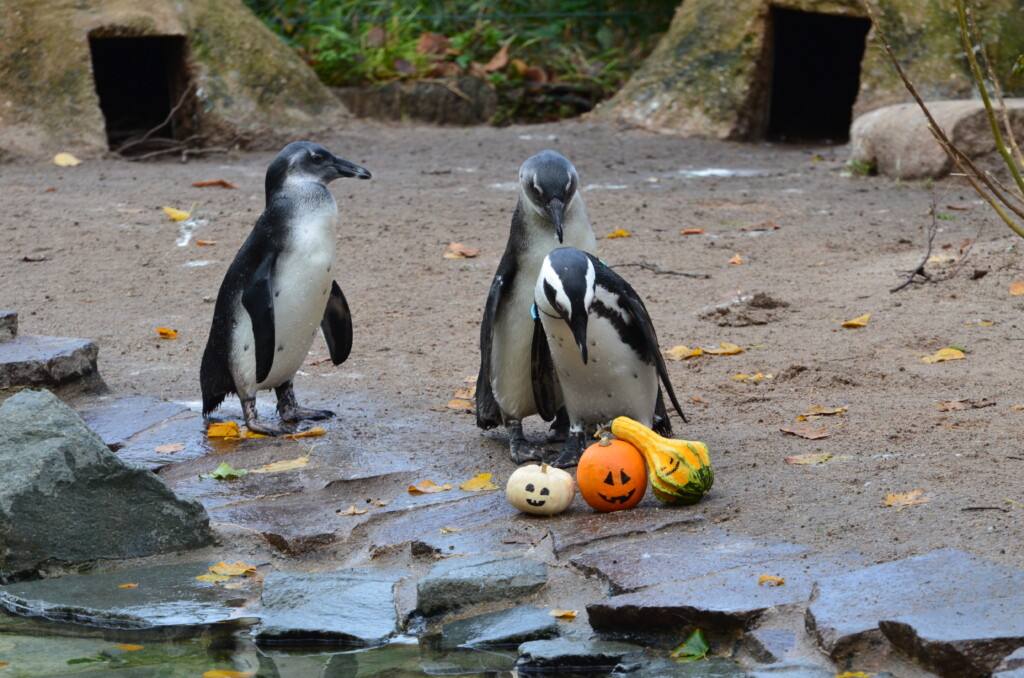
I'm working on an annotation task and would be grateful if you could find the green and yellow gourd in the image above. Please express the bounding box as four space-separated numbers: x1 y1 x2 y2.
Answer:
609 416 714 505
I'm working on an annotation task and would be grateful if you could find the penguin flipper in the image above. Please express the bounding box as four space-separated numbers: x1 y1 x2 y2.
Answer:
241 250 277 385
321 280 353 365
530 313 558 422
477 268 512 430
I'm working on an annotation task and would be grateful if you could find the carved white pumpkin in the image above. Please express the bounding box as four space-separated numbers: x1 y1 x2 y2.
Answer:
505 463 575 515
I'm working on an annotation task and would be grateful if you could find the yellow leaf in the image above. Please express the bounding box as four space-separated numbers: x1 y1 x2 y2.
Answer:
758 574 785 586
728 253 743 264
195 573 231 583
837 672 875 678
209 561 257 576
53 152 82 167
605 228 631 239
116 644 143 651
732 371 772 383
439 526 460 534
242 428 269 439
884 488 932 511
154 443 185 454
980 320 995 327
118 583 138 589
285 426 325 439
409 480 453 495
443 242 481 259
1011 281 1024 296
704 342 743 355
549 608 578 619
162 206 191 221
447 399 473 409
156 327 178 339
922 348 965 363
664 345 703 361
841 314 870 328
249 456 309 474
337 505 368 516
206 421 240 438
459 473 499 491
454 385 476 400
203 672 256 678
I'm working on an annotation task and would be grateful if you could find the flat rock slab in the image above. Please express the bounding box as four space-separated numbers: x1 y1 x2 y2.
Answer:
572 528 805 594
0 561 256 629
113 411 213 470
412 524 541 558
417 555 548 616
612 656 750 677
807 548 1024 662
589 552 863 634
748 660 835 678
0 334 99 389
743 628 798 664
878 598 1024 677
440 605 558 649
1000 648 1024 672
76 395 191 451
547 506 702 554
517 638 642 673
254 567 408 646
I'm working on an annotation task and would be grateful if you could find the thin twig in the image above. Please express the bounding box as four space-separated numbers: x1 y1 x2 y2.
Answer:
890 197 939 292
610 261 709 278
115 85 195 155
960 506 1010 512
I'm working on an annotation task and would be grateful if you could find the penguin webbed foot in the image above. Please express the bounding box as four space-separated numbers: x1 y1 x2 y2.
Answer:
507 420 544 464
241 397 295 437
546 407 570 443
275 381 335 422
544 430 586 469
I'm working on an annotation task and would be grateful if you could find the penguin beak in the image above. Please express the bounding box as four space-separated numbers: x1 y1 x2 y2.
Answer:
546 198 566 243
332 156 372 180
568 312 589 365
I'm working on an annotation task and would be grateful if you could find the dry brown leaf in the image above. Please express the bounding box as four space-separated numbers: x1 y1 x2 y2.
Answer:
154 443 185 454
784 452 846 465
454 384 476 400
797 406 847 421
884 488 932 511
156 327 178 339
444 242 481 259
1011 281 1024 296
337 505 368 516
728 253 743 265
447 399 473 409
757 574 785 586
283 427 325 439
409 479 453 495
680 228 705 235
483 43 510 72
192 179 238 189
779 424 830 440
196 240 217 246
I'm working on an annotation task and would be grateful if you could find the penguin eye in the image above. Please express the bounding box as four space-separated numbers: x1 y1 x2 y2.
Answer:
310 151 325 164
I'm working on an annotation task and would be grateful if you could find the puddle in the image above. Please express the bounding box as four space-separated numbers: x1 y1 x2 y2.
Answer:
675 168 773 179
175 218 206 247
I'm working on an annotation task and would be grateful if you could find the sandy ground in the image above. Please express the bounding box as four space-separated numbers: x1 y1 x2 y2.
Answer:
2 118 1022 572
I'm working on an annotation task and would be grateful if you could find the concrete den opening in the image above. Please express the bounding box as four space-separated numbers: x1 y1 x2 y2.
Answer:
88 34 195 154
765 8 871 142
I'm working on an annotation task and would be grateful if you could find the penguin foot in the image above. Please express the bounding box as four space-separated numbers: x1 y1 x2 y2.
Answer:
508 420 543 464
279 405 335 422
241 397 294 436
546 407 570 443
544 431 586 469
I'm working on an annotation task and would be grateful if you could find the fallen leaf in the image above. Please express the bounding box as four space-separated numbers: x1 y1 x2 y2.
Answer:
196 240 217 246
758 574 785 586
416 32 450 55
193 179 238 189
936 398 995 411
927 254 957 264
704 342 743 355
946 203 972 211
439 526 460 534
605 228 631 239
156 327 178 339
885 488 932 511
797 406 847 421
195 573 232 583
460 473 499 491
209 561 257 576
447 399 473 409
1011 281 1024 296
116 644 143 651
409 479 453 494
742 219 781 231
922 348 965 363
841 314 870 328
728 253 743 264
53 152 82 167
780 424 830 440
206 421 240 438
203 671 256 678
337 505 368 516
243 428 268 439
680 228 705 235
732 371 772 383
784 452 844 465
664 345 703 361
249 456 309 474
154 443 185 454
549 608 578 619
454 385 476 400
443 242 481 259
22 253 47 262
283 427 325 439
162 206 191 222
119 583 138 589
484 43 510 72
837 673 876 678
670 628 710 662
200 462 247 480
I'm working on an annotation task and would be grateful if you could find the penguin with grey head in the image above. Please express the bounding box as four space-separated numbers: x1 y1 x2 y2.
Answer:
200 141 371 435
477 150 597 463
532 247 686 468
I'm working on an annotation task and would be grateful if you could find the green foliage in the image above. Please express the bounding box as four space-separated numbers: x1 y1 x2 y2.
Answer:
242 0 677 122
669 628 710 663
845 159 877 177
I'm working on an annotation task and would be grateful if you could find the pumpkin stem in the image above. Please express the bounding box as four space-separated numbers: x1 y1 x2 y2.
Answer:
596 430 613 447
540 462 549 473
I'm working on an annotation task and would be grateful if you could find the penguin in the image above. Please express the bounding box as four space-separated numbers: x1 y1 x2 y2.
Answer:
477 150 597 463
200 141 371 436
532 247 687 468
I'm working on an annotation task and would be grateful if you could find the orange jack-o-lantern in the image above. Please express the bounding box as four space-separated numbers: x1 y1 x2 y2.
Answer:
576 436 647 512
506 463 576 515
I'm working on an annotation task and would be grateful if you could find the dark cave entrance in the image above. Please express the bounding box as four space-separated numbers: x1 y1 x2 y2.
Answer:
89 35 195 153
765 8 871 142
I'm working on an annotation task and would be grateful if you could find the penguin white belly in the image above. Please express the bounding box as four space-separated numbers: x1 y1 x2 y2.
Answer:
542 314 658 429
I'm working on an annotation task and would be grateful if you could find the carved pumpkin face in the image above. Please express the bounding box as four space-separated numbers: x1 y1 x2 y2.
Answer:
576 438 647 512
506 463 575 515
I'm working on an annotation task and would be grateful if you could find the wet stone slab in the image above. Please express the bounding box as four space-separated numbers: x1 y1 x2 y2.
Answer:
612 655 750 677
254 567 408 647
417 555 548 616
878 598 1024 677
0 561 257 629
743 628 798 664
0 334 99 389
806 548 1024 662
571 528 806 594
748 660 835 678
589 552 863 634
439 605 558 649
113 411 213 470
411 525 540 558
516 638 642 674
547 506 703 554
75 395 191 451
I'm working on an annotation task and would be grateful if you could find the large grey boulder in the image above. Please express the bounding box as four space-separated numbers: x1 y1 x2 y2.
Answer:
0 389 213 582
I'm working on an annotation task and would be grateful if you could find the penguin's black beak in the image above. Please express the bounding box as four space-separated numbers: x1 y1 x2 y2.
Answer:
546 198 566 243
568 312 589 365
332 156 372 180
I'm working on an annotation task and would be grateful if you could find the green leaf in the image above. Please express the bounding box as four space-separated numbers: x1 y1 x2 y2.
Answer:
936 213 955 220
67 656 105 665
669 628 709 662
948 344 967 352
200 462 248 480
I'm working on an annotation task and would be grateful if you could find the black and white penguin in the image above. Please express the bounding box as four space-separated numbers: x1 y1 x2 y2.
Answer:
477 150 597 463
532 247 686 468
200 141 371 435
